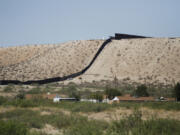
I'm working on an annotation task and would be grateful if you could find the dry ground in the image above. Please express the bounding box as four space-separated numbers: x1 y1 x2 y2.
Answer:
1 38 180 85
0 40 103 81
81 107 180 121
1 106 180 121
1 105 180 135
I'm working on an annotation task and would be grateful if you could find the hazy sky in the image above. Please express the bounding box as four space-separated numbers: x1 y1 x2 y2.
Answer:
0 0 180 47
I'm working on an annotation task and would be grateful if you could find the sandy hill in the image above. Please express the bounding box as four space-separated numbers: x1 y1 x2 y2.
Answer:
0 40 103 81
0 38 180 85
77 38 180 85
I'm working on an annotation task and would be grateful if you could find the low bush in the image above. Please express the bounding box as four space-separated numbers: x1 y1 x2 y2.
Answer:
27 87 42 94
106 109 180 135
90 92 103 101
0 109 43 129
6 99 38 108
134 84 149 97
105 88 122 99
0 120 27 135
0 96 7 105
65 118 108 135
142 102 180 111
3 84 13 92
27 131 48 135
1 107 180 135
69 102 111 112
41 112 76 129
174 82 180 101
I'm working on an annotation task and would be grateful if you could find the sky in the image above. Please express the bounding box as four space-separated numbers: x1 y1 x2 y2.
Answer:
0 0 180 47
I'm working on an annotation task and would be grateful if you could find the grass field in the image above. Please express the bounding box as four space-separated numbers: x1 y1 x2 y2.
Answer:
1 96 180 111
0 97 180 135
0 82 179 135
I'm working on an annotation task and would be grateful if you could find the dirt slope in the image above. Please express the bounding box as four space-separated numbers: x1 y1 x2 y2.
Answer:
0 40 103 81
0 38 180 85
76 38 180 85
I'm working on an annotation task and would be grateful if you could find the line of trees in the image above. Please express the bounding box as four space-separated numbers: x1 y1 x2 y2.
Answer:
174 82 180 101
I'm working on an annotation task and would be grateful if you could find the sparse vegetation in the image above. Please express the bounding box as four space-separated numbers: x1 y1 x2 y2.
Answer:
105 87 122 99
90 91 103 101
0 120 27 135
27 86 42 94
0 96 7 105
106 109 180 135
174 82 180 101
133 84 149 97
0 95 180 111
16 90 26 99
1 107 180 135
3 84 14 92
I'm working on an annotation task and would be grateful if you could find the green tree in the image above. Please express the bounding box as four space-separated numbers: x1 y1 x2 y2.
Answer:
16 90 25 99
3 84 13 92
174 82 180 101
134 84 149 97
0 120 27 135
67 85 81 100
105 88 122 100
27 86 41 94
0 96 7 105
70 91 81 100
90 92 103 101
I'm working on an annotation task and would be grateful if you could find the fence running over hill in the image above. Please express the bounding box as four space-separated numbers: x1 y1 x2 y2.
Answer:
0 34 148 85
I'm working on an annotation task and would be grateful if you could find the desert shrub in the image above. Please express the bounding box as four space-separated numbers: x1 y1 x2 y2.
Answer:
16 91 25 99
17 100 38 108
67 85 77 91
90 92 103 101
105 88 122 99
42 112 76 129
60 85 78 95
27 87 41 94
27 131 48 135
133 119 180 135
70 102 110 112
0 120 27 135
3 84 13 92
0 109 43 129
43 111 108 135
174 82 180 101
134 84 149 97
0 96 7 105
106 109 142 135
59 84 81 100
69 91 81 100
65 119 108 135
106 109 180 135
143 102 180 111
6 99 39 108
0 107 108 133
80 89 93 99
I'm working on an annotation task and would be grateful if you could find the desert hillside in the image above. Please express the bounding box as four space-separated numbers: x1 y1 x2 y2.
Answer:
78 38 180 85
0 40 103 81
0 38 180 85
